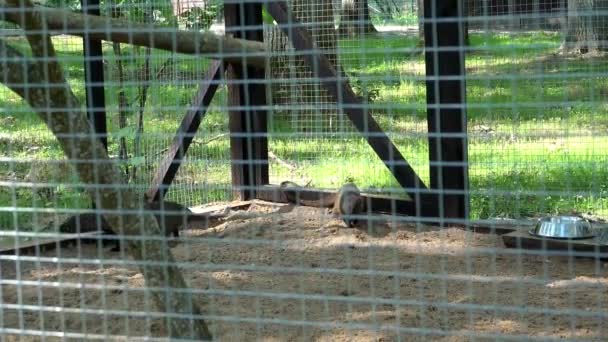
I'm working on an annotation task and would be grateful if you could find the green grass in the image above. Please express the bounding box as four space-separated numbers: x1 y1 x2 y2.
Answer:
2 31 608 230
372 12 418 26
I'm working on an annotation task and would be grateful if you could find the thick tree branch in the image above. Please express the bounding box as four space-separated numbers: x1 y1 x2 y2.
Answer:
0 0 212 339
0 1 266 68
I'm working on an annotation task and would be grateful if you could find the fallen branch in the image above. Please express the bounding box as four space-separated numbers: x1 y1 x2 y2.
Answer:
0 2 266 68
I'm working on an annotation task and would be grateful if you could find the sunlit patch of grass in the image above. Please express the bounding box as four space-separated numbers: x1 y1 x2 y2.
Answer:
2 31 608 228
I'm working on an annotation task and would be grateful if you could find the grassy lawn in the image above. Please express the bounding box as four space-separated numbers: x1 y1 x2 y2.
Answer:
1 30 608 230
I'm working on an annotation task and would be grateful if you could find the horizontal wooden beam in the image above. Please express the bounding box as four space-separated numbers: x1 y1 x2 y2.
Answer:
503 230 608 259
0 232 100 255
256 184 416 216
3 5 267 68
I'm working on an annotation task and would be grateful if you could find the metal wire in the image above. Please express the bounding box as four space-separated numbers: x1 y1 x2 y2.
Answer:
0 0 607 340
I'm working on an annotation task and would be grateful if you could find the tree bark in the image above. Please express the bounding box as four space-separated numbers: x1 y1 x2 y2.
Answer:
0 2 266 67
417 0 424 44
563 0 608 54
0 0 212 339
338 0 377 37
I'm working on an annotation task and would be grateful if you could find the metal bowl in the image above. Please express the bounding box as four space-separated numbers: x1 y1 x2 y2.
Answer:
529 215 595 240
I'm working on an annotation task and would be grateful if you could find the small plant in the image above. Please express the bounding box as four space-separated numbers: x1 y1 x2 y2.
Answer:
350 78 381 103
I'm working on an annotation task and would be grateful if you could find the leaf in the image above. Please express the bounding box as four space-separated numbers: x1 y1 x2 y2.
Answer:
262 8 275 25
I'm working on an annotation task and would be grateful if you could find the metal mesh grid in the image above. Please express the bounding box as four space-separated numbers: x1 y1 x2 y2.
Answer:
0 0 607 340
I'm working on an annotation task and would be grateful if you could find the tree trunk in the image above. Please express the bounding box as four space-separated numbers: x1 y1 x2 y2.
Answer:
563 0 608 54
417 0 424 44
265 0 341 133
1 1 212 338
338 0 377 37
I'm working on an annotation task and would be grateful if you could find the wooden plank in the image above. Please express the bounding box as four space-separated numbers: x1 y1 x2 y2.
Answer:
225 1 269 201
467 219 608 236
189 200 252 215
146 60 222 202
423 0 469 222
502 230 608 258
0 232 100 255
266 2 431 216
256 184 416 215
81 0 107 150
466 220 532 235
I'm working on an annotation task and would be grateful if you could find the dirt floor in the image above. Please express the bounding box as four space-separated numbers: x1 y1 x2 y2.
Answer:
1 202 607 341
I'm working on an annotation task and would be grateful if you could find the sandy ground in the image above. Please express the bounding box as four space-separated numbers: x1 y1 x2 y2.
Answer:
1 202 607 341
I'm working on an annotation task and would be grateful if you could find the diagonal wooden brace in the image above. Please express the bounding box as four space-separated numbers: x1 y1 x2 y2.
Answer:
146 60 223 202
266 2 432 214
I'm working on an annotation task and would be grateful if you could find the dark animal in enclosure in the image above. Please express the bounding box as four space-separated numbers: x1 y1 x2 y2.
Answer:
58 213 117 247
58 200 195 251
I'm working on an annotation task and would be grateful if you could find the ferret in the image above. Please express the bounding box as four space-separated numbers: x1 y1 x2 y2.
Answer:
58 213 116 247
280 181 366 227
58 200 193 251
332 183 366 228
146 200 193 238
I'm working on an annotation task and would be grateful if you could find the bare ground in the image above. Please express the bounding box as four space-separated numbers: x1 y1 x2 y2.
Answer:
1 202 607 341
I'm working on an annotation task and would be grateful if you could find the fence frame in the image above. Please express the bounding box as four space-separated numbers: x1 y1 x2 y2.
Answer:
81 0 470 223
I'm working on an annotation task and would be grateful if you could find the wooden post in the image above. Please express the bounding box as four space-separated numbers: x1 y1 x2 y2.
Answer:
81 0 106 211
423 0 469 224
81 0 107 150
224 1 269 201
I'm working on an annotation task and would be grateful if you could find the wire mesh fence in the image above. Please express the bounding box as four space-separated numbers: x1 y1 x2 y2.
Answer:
1 0 608 340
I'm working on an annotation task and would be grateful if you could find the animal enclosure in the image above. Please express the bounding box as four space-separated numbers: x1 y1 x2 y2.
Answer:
1 0 608 340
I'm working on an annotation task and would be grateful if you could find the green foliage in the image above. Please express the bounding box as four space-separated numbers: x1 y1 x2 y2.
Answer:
39 0 81 10
3 31 608 230
262 7 275 25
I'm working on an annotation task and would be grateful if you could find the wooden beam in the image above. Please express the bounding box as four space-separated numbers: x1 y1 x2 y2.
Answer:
0 232 101 255
423 0 469 222
256 184 416 216
146 60 222 202
266 2 432 216
225 1 269 201
81 0 106 212
7 5 267 69
80 0 107 150
503 230 608 259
